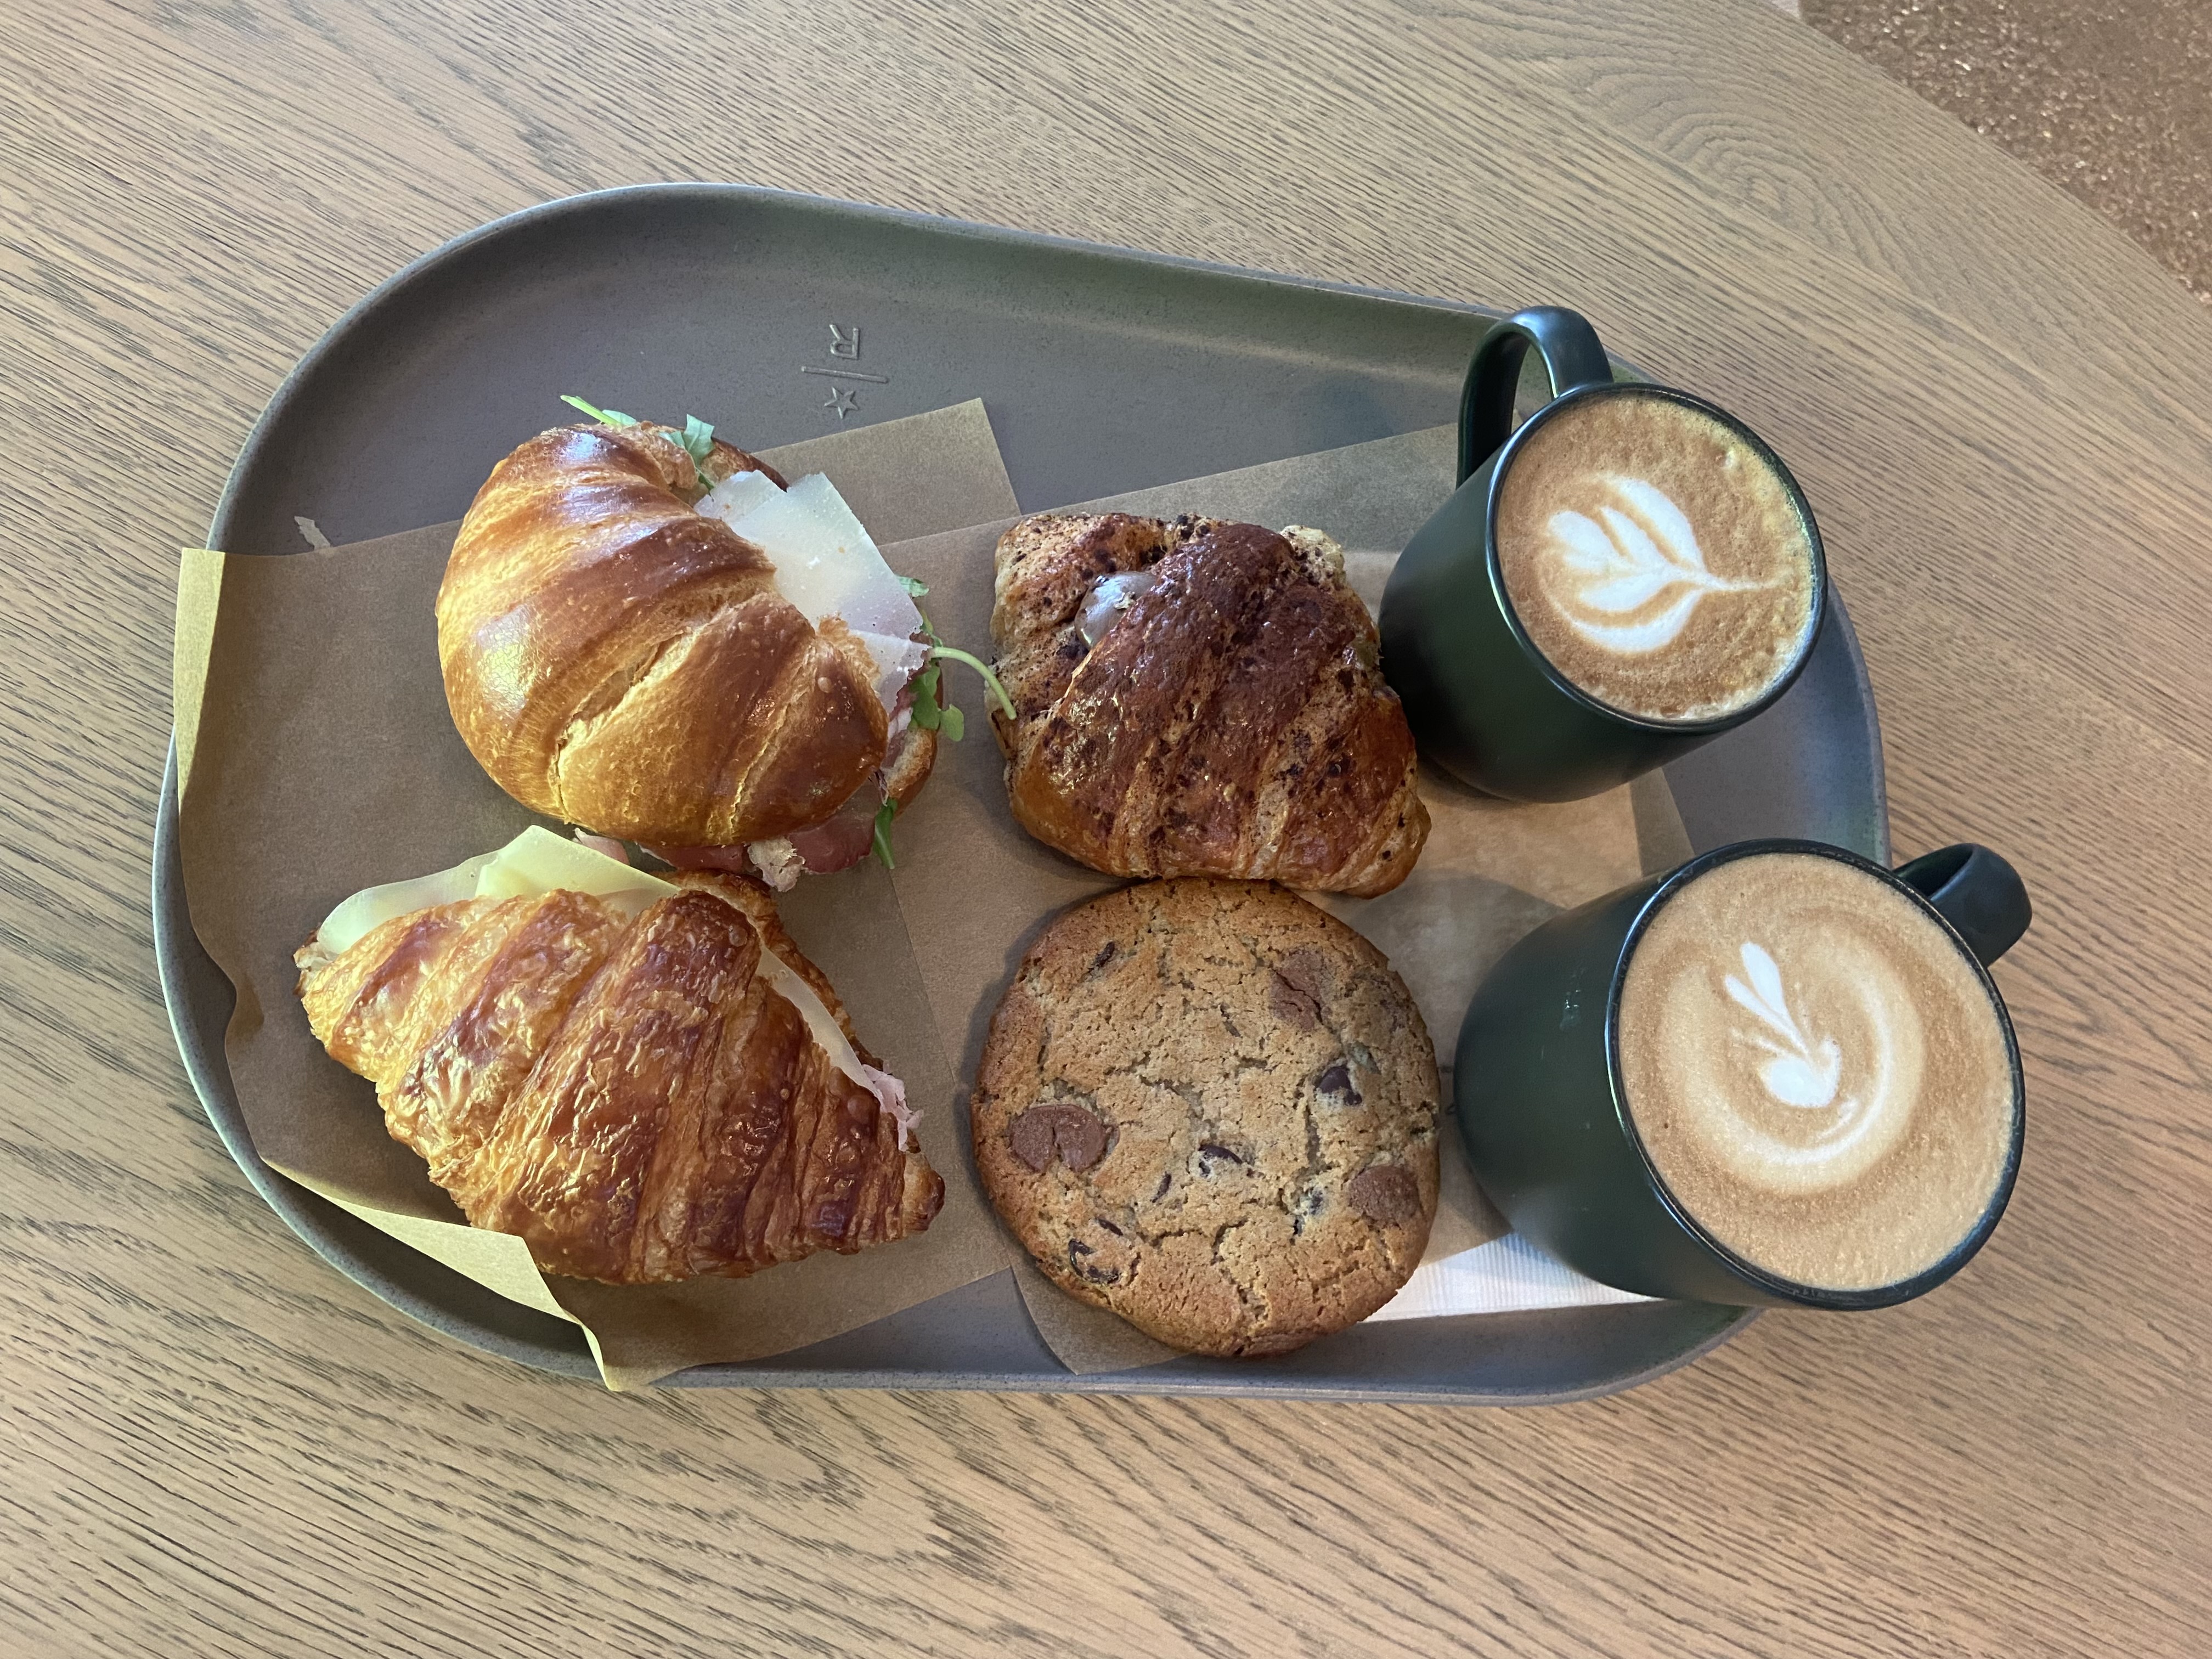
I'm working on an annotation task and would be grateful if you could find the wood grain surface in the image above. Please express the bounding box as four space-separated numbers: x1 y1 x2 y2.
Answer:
4 0 2208 1653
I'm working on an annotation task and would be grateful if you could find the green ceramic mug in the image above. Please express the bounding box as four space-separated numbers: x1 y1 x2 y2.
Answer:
1457 838 2031 1310
1381 307 1828 802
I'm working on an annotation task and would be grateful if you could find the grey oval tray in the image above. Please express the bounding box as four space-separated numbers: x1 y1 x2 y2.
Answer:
154 185 1887 1399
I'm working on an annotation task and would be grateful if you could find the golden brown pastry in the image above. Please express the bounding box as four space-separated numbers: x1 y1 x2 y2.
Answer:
436 420 935 868
989 513 1429 898
296 866 941 1283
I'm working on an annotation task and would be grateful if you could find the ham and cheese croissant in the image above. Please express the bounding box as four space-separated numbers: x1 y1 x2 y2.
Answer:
295 831 941 1283
437 417 938 883
989 514 1429 897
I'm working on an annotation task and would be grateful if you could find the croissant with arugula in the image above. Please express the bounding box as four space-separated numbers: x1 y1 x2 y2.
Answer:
436 398 1007 888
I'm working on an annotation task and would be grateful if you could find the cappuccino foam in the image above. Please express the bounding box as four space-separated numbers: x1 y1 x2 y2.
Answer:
1617 852 2017 1293
1494 390 1818 723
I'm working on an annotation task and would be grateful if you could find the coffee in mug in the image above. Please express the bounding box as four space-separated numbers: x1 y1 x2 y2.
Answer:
1492 388 1821 725
1455 838 2030 1309
1381 306 1829 802
1615 849 2019 1294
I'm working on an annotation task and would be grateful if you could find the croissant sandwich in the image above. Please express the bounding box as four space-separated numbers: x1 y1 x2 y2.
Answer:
295 828 942 1283
989 513 1430 897
438 404 962 888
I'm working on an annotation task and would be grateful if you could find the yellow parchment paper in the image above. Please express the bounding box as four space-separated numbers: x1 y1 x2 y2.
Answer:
174 402 1024 1389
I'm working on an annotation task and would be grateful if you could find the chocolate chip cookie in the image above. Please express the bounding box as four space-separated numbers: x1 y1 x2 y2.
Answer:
972 877 1439 1357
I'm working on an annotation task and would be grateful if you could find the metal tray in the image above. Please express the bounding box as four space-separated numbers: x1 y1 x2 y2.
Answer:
154 185 1888 1399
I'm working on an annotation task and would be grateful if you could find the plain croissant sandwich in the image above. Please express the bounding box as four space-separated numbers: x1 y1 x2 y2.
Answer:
295 829 942 1283
989 513 1429 897
438 403 963 887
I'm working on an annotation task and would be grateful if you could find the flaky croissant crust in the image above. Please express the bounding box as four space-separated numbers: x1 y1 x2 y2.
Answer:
437 423 898 847
989 514 1429 898
296 871 941 1283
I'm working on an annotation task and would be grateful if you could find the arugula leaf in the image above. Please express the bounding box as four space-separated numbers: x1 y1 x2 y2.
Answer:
560 394 637 426
679 415 715 466
902 593 1004 738
871 798 898 870
675 414 717 492
910 660 944 731
926 645 1016 720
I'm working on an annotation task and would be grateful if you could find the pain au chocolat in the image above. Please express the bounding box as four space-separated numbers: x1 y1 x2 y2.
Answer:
988 514 1429 896
295 830 941 1284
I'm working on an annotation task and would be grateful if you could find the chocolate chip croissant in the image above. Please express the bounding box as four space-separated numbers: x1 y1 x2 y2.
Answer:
295 837 941 1283
989 514 1429 897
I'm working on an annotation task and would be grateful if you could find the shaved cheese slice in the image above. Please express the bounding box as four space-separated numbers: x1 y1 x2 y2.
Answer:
697 470 928 714
728 475 923 648
470 826 676 910
303 828 895 1113
780 474 924 641
853 629 933 707
749 944 883 1111
304 851 500 966
696 468 780 527
306 827 673 965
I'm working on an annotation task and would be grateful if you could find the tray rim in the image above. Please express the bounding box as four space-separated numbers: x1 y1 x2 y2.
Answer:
157 182 1892 1396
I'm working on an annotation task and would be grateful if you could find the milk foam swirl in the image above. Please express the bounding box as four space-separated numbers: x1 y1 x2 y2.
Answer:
1543 476 1766 656
1702 939 1914 1192
1663 938 1920 1194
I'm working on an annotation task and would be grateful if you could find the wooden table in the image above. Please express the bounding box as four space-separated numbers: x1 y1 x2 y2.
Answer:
5 1 2207 1652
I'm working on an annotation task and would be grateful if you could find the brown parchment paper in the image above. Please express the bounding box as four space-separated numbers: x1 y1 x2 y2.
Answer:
878 426 1692 1374
174 402 1024 1389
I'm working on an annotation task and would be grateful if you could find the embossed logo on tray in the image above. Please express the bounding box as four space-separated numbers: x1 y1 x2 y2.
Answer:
801 323 889 421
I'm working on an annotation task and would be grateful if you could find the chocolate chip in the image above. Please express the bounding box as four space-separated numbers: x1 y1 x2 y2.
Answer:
1316 1061 1361 1103
1067 1236 1119 1284
1008 1104 1111 1173
1153 1172 1172 1201
1091 941 1117 972
1195 1142 1248 1178
1346 1164 1421 1225
1096 1218 1124 1237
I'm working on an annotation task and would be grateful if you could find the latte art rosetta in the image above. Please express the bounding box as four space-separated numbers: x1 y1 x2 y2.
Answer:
1618 852 2019 1292
1706 940 1910 1189
1544 476 1766 656
1725 942 1839 1108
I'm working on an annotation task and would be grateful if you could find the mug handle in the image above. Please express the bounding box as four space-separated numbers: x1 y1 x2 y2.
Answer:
1896 843 2033 966
1460 306 1615 484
